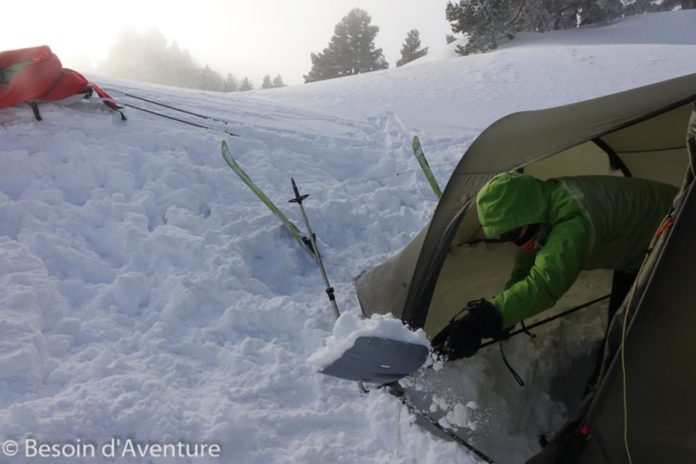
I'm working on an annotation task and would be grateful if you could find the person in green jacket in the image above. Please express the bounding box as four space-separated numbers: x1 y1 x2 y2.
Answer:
432 172 677 360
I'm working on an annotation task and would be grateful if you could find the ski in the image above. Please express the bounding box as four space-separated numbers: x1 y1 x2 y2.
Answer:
412 136 442 199
221 140 314 256
388 383 497 463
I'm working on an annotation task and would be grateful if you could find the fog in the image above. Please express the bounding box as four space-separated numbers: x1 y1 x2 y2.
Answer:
3 0 452 86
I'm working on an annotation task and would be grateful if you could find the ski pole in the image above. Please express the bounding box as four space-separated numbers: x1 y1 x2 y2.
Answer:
289 178 340 320
289 180 372 394
122 102 240 137
119 91 239 128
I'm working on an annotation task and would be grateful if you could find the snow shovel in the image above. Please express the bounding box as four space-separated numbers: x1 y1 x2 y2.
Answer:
289 179 429 385
318 336 430 385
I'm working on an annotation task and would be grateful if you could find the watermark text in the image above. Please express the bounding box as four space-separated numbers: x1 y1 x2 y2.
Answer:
2 438 221 459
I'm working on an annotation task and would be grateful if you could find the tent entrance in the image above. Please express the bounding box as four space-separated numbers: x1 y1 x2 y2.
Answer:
425 239 613 339
408 100 692 463
424 101 692 336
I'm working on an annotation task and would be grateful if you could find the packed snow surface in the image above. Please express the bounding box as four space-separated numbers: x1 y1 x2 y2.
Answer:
0 10 695 464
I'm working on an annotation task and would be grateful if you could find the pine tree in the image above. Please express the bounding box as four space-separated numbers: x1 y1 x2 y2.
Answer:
101 28 228 92
396 29 428 67
304 8 388 83
272 74 286 88
224 73 239 92
576 0 624 27
197 65 225 91
623 0 695 14
261 74 274 89
446 0 520 55
446 34 457 44
445 0 624 55
240 77 253 91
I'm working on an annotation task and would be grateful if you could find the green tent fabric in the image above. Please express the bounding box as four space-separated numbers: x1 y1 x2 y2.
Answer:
354 73 696 463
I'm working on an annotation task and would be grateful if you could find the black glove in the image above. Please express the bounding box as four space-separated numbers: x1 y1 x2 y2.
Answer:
431 299 506 361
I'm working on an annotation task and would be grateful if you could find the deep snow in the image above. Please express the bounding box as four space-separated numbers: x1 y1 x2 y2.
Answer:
0 10 695 464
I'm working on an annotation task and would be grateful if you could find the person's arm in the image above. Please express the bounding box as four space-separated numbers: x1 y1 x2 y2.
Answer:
505 248 536 289
491 217 590 328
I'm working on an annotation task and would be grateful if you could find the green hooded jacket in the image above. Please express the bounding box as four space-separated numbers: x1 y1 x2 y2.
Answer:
476 173 677 328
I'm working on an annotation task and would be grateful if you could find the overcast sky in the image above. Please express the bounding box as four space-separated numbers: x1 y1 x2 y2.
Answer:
3 1 454 85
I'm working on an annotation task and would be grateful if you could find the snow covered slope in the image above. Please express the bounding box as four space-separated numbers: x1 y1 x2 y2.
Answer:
0 10 694 464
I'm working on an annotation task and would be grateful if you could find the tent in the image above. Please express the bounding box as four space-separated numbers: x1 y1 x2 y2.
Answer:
355 73 696 463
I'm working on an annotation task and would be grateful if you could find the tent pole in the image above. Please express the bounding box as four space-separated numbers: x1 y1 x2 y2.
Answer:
481 294 610 348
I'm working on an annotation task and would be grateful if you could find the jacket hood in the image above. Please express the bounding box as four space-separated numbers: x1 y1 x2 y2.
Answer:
476 172 550 238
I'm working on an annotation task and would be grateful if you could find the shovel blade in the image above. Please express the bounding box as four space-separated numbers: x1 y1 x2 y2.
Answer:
319 336 430 385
